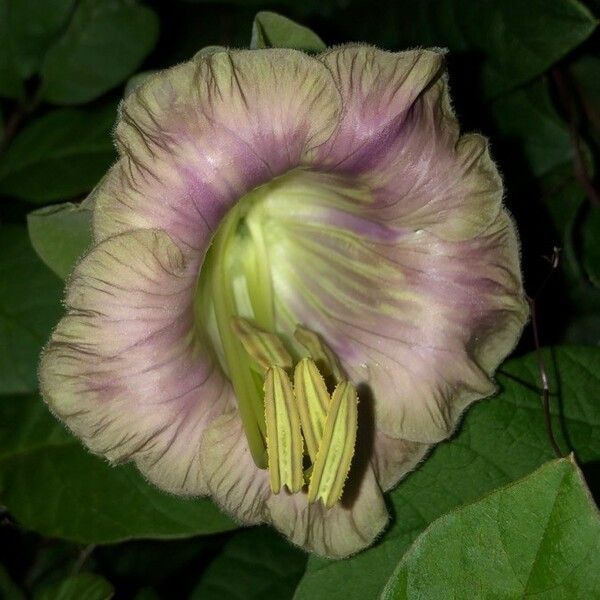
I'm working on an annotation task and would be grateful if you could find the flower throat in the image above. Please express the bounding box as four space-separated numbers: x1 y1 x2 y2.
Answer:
195 174 358 508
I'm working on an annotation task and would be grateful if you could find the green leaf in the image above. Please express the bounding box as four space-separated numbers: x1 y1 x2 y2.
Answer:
34 573 113 600
491 79 574 177
40 0 159 105
0 226 63 395
0 104 117 203
27 201 93 280
6 0 76 78
0 393 238 543
382 458 600 599
190 527 307 600
295 346 600 600
0 563 25 600
582 205 600 287
250 12 325 52
394 0 597 97
0 1 24 99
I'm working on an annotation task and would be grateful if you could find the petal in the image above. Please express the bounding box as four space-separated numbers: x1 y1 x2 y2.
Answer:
267 463 388 559
93 49 341 248
371 430 430 492
317 46 502 241
264 175 527 443
200 412 271 525
40 230 232 495
201 411 388 558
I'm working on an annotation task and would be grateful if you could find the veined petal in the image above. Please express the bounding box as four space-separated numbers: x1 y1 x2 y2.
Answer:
267 463 388 558
200 412 271 525
265 174 527 443
40 230 231 495
371 430 430 492
317 46 502 242
93 49 341 248
200 411 388 558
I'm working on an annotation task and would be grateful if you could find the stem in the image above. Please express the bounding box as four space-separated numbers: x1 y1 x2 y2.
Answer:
0 86 42 155
71 544 95 574
552 67 600 207
527 247 563 459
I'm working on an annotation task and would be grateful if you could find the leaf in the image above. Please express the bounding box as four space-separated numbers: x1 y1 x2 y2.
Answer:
0 393 238 543
582 205 600 287
190 527 307 600
295 346 600 600
40 0 159 105
0 104 117 203
27 201 93 280
250 12 325 52
0 563 25 600
0 226 63 395
34 573 114 600
393 0 596 97
0 2 23 99
6 0 75 78
490 79 574 177
381 458 600 599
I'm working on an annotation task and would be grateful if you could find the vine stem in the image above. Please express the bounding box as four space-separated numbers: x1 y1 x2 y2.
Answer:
551 67 600 207
0 86 42 155
527 247 563 459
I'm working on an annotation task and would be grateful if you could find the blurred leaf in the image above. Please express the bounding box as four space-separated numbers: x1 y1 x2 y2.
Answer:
40 0 159 105
582 205 600 287
0 393 238 543
27 201 93 280
190 527 306 600
491 79 574 177
179 0 352 18
0 563 25 600
34 573 113 600
570 54 600 147
295 346 600 600
0 1 24 99
250 12 325 52
6 0 76 78
394 0 596 97
0 226 63 395
0 104 116 203
382 458 600 599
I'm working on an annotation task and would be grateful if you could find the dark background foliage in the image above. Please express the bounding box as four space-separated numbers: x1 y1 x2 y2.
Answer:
1 1 599 598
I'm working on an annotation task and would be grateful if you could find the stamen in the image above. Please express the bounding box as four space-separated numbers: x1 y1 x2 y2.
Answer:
293 358 329 461
264 366 304 494
307 380 358 508
294 325 344 384
231 317 293 373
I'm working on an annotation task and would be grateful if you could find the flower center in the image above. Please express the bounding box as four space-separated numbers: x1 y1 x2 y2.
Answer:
195 170 359 506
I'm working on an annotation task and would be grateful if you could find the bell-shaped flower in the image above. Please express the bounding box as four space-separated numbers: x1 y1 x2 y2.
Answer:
40 46 528 558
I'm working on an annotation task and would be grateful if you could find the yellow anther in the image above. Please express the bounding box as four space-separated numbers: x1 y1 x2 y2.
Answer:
232 317 293 373
294 325 344 384
307 380 358 508
264 366 304 494
293 358 329 462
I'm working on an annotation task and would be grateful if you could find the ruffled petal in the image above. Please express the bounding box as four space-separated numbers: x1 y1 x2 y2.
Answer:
40 230 232 495
200 410 388 558
317 46 502 242
199 412 272 525
263 173 527 443
93 49 341 248
371 430 430 492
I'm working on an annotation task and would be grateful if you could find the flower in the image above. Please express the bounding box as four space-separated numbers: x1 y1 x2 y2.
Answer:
40 45 528 558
